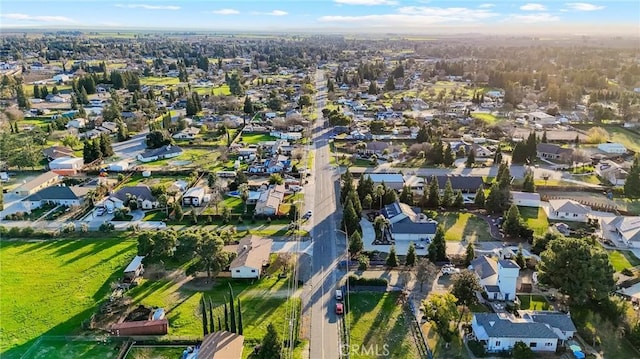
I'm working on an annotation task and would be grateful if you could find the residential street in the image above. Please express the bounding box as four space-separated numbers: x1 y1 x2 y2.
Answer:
302 68 344 359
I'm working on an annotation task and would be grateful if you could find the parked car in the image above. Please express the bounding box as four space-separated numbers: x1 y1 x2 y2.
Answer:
95 207 105 216
335 289 343 301
335 303 344 315
302 210 312 219
441 266 461 275
415 243 426 249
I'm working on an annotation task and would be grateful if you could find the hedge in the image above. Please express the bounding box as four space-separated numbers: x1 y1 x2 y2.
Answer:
347 275 388 287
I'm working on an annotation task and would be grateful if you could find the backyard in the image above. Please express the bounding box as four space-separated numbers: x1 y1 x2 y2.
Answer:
346 292 419 359
423 322 469 359
237 133 277 145
608 250 640 272
436 212 493 242
517 294 551 311
518 207 549 236
0 238 138 359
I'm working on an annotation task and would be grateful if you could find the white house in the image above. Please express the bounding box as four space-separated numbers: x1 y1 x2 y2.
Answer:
108 160 133 172
600 216 640 248
254 185 285 216
183 186 206 207
528 111 557 126
137 145 183 163
48 157 83 174
53 74 70 83
471 311 576 353
66 118 87 129
595 160 627 186
598 143 627 154
381 202 438 242
511 191 541 208
172 127 201 140
470 257 520 301
229 236 273 279
105 185 158 211
13 171 63 196
546 199 590 222
23 185 89 209
364 173 405 191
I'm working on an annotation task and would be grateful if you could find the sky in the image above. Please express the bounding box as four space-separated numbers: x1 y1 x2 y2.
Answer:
0 0 638 35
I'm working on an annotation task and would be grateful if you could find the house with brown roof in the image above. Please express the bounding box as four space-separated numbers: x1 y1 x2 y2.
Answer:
229 236 273 279
43 146 75 161
254 184 285 216
13 171 63 196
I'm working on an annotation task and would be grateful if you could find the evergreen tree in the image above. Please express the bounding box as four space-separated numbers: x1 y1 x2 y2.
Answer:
442 178 455 208
386 245 398 268
383 76 395 91
340 168 355 203
16 85 29 109
485 182 509 214
223 300 229 331
367 81 378 95
493 151 503 165
399 185 414 205
405 242 416 267
201 297 209 336
258 323 282 359
515 244 526 269
342 199 360 236
453 190 464 208
237 298 243 335
33 84 40 99
526 132 537 163
512 142 529 164
208 298 215 334
464 242 475 266
426 176 441 209
465 148 476 168
474 186 486 207
522 170 536 193
624 156 640 198
99 133 114 157
443 143 454 166
541 130 548 143
416 125 429 143
229 284 236 333
428 225 447 262
357 175 375 202
243 96 254 118
349 231 364 255
503 204 524 238
347 190 362 217
186 97 198 116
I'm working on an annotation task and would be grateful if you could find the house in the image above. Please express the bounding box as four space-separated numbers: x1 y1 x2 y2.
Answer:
66 118 87 129
434 175 484 194
528 111 557 126
183 186 206 207
48 157 84 175
137 145 183 163
105 185 158 211
600 216 640 248
100 121 118 133
23 185 89 209
381 202 438 242
230 236 273 279
536 143 573 161
470 256 520 301
254 185 285 216
595 160 627 186
189 331 244 359
364 173 404 191
43 146 75 161
363 141 389 155
547 199 590 222
510 191 541 208
108 160 133 172
172 127 201 140
52 74 70 83
598 143 627 154
14 171 62 196
471 311 576 353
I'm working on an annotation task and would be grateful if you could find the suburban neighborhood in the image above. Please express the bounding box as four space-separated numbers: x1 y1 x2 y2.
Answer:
1 8 640 359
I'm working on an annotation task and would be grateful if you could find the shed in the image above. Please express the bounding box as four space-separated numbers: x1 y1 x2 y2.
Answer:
110 319 168 336
597 143 627 154
511 191 541 208
124 255 145 280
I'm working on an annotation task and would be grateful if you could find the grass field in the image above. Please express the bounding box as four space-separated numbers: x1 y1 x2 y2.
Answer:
238 133 277 145
517 294 551 310
438 212 492 241
126 276 301 358
608 250 640 272
605 126 640 153
470 112 502 125
20 338 119 359
125 346 187 359
140 149 219 170
519 207 549 236
347 292 419 359
423 322 469 359
139 77 181 86
0 238 138 358
193 84 231 96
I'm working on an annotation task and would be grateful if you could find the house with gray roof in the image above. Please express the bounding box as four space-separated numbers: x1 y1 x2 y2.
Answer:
600 215 640 248
469 256 520 301
137 145 183 163
547 199 590 222
23 185 90 209
536 143 573 162
381 201 437 242
471 311 575 353
105 185 158 211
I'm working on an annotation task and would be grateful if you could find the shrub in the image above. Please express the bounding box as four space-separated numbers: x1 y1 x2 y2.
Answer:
21 227 35 237
347 275 387 287
357 255 369 270
99 222 115 232
622 268 634 276
467 340 487 357
7 227 21 238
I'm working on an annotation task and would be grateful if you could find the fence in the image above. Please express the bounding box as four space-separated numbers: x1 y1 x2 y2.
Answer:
407 296 432 359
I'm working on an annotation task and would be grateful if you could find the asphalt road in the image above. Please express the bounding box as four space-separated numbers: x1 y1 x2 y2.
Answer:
303 69 345 359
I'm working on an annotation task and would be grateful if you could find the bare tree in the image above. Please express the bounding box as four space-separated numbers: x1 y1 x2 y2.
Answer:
414 258 438 292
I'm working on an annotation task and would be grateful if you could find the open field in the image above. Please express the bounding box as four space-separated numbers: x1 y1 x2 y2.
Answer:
608 250 640 272
0 238 137 359
193 84 231 96
125 346 186 359
20 338 119 359
237 133 277 145
519 207 549 236
347 292 419 359
126 275 302 358
140 148 219 170
470 112 503 125
437 212 492 242
139 77 181 86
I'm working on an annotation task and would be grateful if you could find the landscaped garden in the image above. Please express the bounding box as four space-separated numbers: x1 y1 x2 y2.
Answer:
0 238 138 359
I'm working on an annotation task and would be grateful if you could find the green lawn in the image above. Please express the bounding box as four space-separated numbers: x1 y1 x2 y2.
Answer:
614 198 640 216
608 250 640 272
237 133 277 145
517 295 551 310
193 84 231 96
519 207 549 236
470 112 502 125
605 126 640 153
423 322 470 359
221 196 244 214
0 238 138 358
139 77 181 86
438 212 492 241
347 292 419 359
126 276 301 358
125 346 190 359
20 338 119 359
140 149 219 170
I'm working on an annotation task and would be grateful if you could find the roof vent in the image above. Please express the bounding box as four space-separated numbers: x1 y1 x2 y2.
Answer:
489 321 495 327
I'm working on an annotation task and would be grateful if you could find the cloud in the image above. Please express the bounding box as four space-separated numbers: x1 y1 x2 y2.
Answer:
334 0 398 5
253 10 288 16
114 4 180 10
319 6 498 25
506 12 560 23
565 2 605 11
520 3 547 11
1 13 75 23
478 3 495 8
212 8 240 15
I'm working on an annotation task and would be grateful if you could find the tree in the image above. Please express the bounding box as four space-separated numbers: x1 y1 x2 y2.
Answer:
442 179 454 208
243 96 254 120
465 148 475 168
485 182 509 214
464 242 475 266
223 301 229 331
428 225 447 262
99 133 114 157
512 341 536 359
538 237 615 305
426 176 440 209
208 298 215 334
453 190 464 208
237 298 244 335
423 293 458 339
238 183 249 214
146 130 172 149
268 173 284 185
229 284 236 333
383 76 395 91
405 242 417 267
624 156 640 198
201 296 209 336
416 125 429 143
443 143 454 167
298 94 312 108
399 185 413 205
522 170 536 193
341 199 360 237
207 173 218 189
349 231 363 256
474 186 486 207
173 203 184 221
386 245 398 268
357 175 374 202
347 190 362 217
515 244 526 269
415 258 437 292
258 323 282 359
375 184 386 209
367 81 378 95
503 204 524 238
451 270 482 307
33 84 40 99
363 194 373 210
